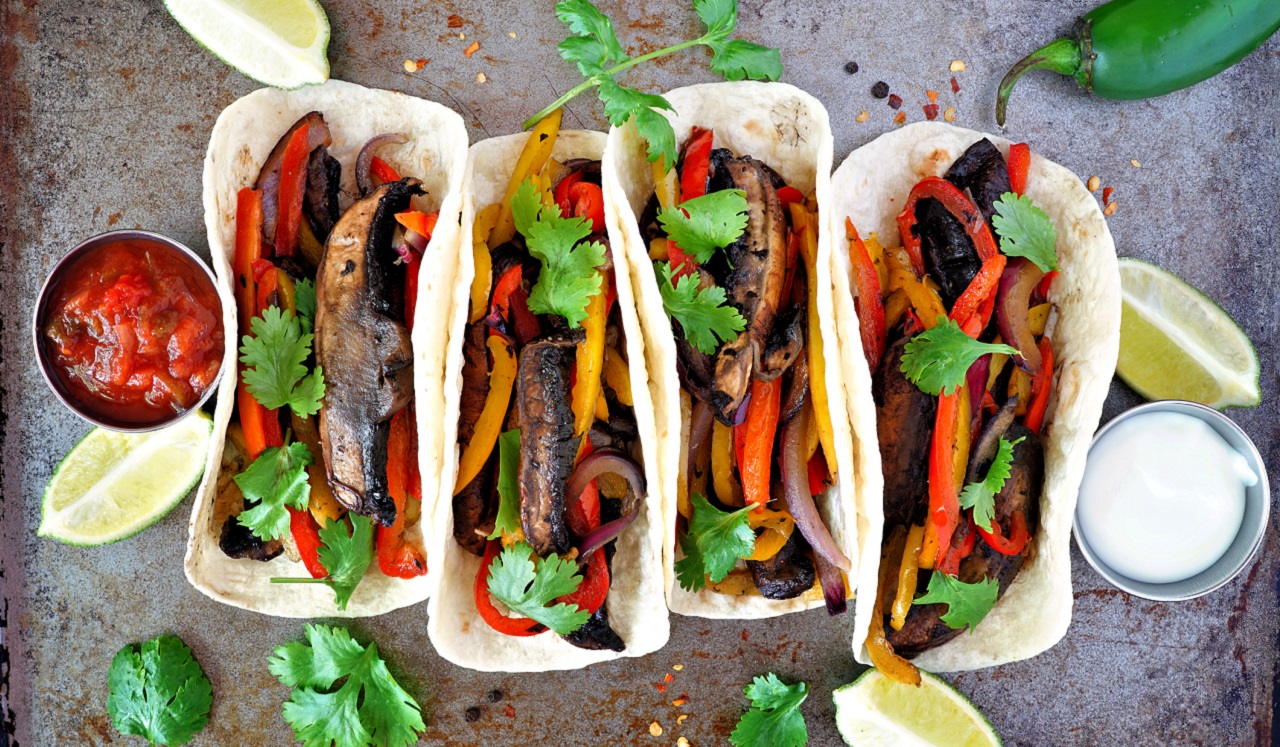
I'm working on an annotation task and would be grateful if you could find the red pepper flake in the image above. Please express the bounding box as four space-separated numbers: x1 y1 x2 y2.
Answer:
503 704 515 719
923 104 940 120
926 89 939 104
655 684 668 693
464 41 480 58
893 111 907 125
741 630 750 642
663 673 675 683
447 13 464 28
887 94 903 110
951 76 961 93
1102 187 1114 206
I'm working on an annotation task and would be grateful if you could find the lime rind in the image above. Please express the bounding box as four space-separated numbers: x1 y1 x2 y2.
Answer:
834 668 1001 747
163 0 330 90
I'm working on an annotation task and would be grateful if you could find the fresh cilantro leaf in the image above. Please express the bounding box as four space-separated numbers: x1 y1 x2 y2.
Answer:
316 515 376 611
268 624 426 747
656 262 746 355
598 78 679 166
959 436 1025 532
900 317 1019 396
674 493 755 591
294 278 316 334
694 0 737 39
708 39 785 81
992 192 1059 273
234 441 312 542
914 572 1000 632
487 428 523 540
558 35 614 78
510 179 606 327
730 673 809 747
486 541 590 634
657 189 749 263
555 0 626 75
239 305 326 417
107 635 212 747
633 105 679 167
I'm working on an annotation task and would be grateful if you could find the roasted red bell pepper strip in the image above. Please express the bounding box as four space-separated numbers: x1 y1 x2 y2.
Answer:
370 156 401 185
739 378 782 511
404 259 420 332
977 510 1030 556
1035 270 1059 302
949 253 1007 328
275 122 310 258
1024 336 1055 434
896 177 1000 276
928 390 962 557
935 517 977 577
567 441 602 537
254 261 279 316
489 264 524 322
288 506 328 579
233 188 264 336
807 451 829 496
776 185 805 205
554 170 586 217
237 386 281 461
680 129 714 200
1007 143 1030 196
557 548 609 615
475 540 544 636
846 218 886 370
378 408 428 579
394 209 438 240
507 286 541 345
569 182 605 233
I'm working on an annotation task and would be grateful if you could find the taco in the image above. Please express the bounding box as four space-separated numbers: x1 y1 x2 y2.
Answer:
426 114 668 672
604 81 862 618
186 80 468 617
833 122 1120 677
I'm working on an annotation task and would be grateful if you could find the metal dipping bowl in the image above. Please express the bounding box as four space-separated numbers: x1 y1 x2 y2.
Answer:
1073 400 1270 601
32 229 226 432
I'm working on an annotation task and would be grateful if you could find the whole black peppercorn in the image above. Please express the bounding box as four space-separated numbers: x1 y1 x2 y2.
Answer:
844 61 859 75
871 81 889 98
487 689 504 702
465 707 482 723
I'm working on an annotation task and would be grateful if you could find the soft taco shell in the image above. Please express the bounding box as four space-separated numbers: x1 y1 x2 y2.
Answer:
834 122 1120 670
603 81 861 618
186 79 468 617
426 130 669 671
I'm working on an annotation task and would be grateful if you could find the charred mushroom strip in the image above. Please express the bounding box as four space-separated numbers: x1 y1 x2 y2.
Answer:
517 334 582 556
944 139 1011 229
315 179 419 527
747 529 816 599
457 321 492 445
304 147 342 241
874 336 936 529
452 453 497 557
563 604 625 652
757 295 806 382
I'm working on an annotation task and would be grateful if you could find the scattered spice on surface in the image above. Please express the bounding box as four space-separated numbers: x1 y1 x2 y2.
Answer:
887 93 903 109
504 704 515 719
926 89 939 104
677 714 690 725
655 683 668 693
487 689 504 702
677 738 690 747
672 693 689 707
673 664 684 671
664 673 675 683
923 103 939 120
844 61 859 74
464 41 480 58
403 59 416 73
871 81 889 98
464 707 481 723
893 111 907 125
649 721 663 737
1104 201 1119 216
855 110 869 123
741 630 750 642
943 106 956 122
508 31 517 38
951 76 961 93
1130 159 1141 168
447 13 464 28
1087 175 1101 192
1102 186 1114 206
950 59 966 72
459 32 465 40
476 72 488 83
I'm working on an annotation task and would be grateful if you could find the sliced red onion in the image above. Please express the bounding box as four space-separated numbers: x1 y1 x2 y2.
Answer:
355 133 408 196
778 356 809 428
257 113 331 242
731 394 751 426
575 508 639 565
813 552 848 616
687 399 714 496
965 354 989 417
996 257 1044 373
404 229 429 254
780 410 851 571
967 395 1018 483
567 450 646 562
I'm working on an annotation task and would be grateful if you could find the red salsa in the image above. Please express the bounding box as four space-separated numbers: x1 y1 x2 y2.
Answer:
43 239 224 423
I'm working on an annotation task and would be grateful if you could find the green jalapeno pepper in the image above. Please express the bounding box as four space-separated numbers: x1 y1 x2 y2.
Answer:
997 0 1280 125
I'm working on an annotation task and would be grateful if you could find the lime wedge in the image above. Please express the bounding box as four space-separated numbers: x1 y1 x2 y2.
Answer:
39 413 214 546
834 669 1001 747
1117 257 1259 409
163 0 330 89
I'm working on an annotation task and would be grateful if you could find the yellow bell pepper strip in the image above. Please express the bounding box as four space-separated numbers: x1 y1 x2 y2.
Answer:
490 108 563 248
570 279 609 437
1011 367 1033 416
677 391 693 519
648 237 669 261
867 525 920 685
602 345 632 406
863 231 888 291
1028 302 1050 336
297 216 325 270
469 204 502 323
290 412 345 526
792 203 837 476
594 390 609 422
746 507 796 562
883 288 909 332
890 524 926 631
711 421 743 507
739 378 782 511
453 336 517 494
884 247 946 329
651 156 682 209
952 383 971 494
705 569 763 596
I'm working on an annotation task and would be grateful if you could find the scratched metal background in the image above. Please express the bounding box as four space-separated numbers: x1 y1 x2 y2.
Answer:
1 1 1278 745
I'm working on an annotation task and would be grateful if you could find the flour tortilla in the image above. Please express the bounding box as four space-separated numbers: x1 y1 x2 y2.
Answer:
835 122 1121 671
425 130 669 671
603 81 861 618
186 79 468 617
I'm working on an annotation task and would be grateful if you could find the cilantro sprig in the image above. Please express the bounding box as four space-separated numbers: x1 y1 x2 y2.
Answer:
486 541 591 635
511 178 606 328
107 635 212 747
674 493 756 591
657 189 749 263
656 262 746 355
913 572 1000 632
900 317 1019 396
991 192 1058 273
234 441 312 542
240 305 325 417
730 673 809 747
527 0 783 165
294 277 317 334
959 436 1025 532
268 624 426 747
272 514 376 611
487 428 523 540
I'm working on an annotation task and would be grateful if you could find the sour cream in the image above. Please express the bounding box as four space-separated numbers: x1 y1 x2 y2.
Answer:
1076 411 1257 585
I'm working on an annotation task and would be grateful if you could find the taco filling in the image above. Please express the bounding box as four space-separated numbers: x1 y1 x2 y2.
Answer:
214 112 431 610
644 128 850 613
453 112 646 651
847 139 1059 684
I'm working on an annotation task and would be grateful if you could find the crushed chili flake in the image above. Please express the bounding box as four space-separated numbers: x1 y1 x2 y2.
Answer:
403 59 416 73
855 110 869 123
655 684 668 693
1087 175 1101 192
672 697 688 707
673 664 684 671
887 94 903 109
464 41 480 58
1130 159 1141 168
476 72 488 83
923 104 940 120
447 13 464 28
678 738 690 747
677 714 690 725
893 111 907 125
508 31 517 38
649 721 663 737
951 76 961 93
926 89 939 104
1104 201 1119 216
950 59 966 72
503 704 515 718
1102 186 1114 205
741 630 750 642
943 106 956 122
664 673 675 683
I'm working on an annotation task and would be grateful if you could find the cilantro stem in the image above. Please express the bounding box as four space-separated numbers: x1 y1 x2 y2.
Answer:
521 36 708 129
270 577 327 584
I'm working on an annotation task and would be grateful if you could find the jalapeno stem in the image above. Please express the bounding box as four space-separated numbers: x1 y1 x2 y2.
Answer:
996 38 1083 126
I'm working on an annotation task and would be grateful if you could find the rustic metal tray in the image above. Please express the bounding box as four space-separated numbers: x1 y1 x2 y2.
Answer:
2 1 1277 744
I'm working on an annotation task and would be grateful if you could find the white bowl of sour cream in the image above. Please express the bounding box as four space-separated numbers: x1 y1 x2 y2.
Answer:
1073 400 1269 601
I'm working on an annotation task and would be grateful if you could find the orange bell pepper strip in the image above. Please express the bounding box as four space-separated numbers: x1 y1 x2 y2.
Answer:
274 122 310 258
889 524 926 630
793 203 838 475
846 218 886 370
491 108 562 248
233 188 264 336
1007 143 1030 196
949 253 1007 328
896 177 999 275
1024 336 1055 434
571 278 611 437
454 336 517 494
394 209 438 239
378 408 428 579
288 507 328 578
927 390 962 559
739 378 782 511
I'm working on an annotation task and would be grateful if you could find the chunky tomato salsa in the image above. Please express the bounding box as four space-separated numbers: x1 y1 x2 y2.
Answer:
43 239 224 422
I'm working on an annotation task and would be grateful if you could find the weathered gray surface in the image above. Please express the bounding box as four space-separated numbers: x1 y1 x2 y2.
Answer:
1 1 1277 745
